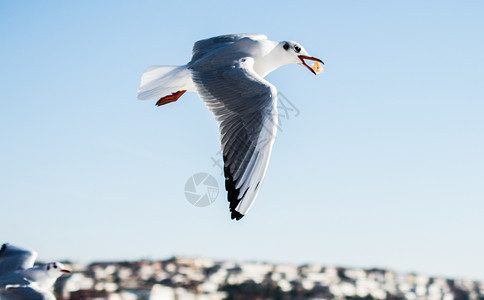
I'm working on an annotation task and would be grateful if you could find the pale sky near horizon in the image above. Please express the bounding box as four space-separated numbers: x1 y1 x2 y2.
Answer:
1 1 483 281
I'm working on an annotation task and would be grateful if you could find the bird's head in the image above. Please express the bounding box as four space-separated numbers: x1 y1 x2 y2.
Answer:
279 41 324 75
45 262 71 278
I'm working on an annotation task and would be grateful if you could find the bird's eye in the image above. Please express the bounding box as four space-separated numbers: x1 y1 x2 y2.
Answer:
294 45 301 53
53 264 58 269
283 42 289 50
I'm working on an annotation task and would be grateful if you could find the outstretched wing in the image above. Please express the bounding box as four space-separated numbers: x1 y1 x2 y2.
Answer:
190 50 278 220
191 34 267 62
0 244 37 275
1 285 56 300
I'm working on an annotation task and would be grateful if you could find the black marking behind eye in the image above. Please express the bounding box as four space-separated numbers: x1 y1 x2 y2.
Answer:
294 45 301 53
283 42 289 50
47 265 50 271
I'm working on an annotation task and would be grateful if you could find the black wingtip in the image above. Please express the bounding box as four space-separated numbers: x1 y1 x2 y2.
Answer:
231 210 244 221
224 161 242 212
224 161 248 221
0 243 7 254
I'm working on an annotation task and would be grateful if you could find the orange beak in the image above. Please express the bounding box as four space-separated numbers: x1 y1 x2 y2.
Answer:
61 269 71 274
298 55 324 75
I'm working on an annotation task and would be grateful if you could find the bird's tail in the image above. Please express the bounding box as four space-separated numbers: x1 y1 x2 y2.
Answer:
137 65 194 100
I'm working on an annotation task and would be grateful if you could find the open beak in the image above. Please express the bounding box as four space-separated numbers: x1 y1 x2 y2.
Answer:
298 55 324 75
61 269 71 274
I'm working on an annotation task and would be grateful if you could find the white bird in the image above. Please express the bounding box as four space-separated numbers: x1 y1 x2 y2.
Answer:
0 243 70 300
138 34 323 220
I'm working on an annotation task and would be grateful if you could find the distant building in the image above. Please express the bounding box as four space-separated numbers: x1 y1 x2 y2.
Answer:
51 256 482 300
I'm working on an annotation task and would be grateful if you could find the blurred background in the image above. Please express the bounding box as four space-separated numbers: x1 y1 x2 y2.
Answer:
1 1 483 293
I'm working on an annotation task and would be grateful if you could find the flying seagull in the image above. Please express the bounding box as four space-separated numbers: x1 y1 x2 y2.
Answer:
138 34 324 220
0 243 70 300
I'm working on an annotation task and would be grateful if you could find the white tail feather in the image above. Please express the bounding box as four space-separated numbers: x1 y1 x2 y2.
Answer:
137 65 194 100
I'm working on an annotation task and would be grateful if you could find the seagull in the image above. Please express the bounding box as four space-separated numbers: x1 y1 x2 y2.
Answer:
138 34 324 220
0 243 71 300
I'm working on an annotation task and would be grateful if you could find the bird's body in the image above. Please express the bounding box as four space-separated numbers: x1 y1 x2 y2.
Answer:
138 34 323 220
0 243 70 300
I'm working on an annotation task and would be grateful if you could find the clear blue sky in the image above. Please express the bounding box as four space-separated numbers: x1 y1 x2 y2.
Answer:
1 1 483 281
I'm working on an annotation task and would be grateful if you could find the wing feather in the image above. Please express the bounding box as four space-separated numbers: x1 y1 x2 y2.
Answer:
0 244 37 275
191 34 267 63
189 51 277 220
1 285 56 300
